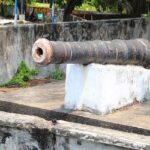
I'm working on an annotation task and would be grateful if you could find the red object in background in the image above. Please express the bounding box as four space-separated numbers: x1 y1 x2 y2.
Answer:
34 7 49 16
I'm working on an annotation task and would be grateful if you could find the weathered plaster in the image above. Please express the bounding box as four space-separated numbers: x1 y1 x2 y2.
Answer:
0 111 149 150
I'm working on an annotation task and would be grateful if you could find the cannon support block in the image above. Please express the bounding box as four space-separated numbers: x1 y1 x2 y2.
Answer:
65 64 150 114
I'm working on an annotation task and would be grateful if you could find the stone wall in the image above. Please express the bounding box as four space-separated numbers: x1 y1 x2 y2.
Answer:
0 111 149 150
0 18 150 84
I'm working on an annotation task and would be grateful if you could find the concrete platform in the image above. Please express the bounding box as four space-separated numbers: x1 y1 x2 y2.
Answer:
65 64 150 114
0 81 150 136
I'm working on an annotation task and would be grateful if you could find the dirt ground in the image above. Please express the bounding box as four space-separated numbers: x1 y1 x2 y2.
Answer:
0 79 51 93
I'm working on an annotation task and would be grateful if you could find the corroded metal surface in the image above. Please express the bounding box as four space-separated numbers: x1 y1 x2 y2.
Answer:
32 38 150 67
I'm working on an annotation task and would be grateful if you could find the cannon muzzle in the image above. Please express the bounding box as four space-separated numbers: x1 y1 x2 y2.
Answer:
32 38 150 67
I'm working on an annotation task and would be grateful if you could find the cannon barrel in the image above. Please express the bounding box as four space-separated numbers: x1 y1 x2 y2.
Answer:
32 38 150 67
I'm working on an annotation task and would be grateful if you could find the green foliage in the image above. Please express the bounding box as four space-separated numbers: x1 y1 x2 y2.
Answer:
51 68 63 80
30 0 37 3
0 0 36 5
91 0 118 12
28 2 50 8
0 61 39 87
0 0 13 5
72 0 118 12
146 12 150 17
76 1 96 11
28 0 67 9
55 0 67 9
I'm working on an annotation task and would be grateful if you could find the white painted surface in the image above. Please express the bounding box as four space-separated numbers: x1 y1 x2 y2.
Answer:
65 64 150 114
19 15 25 21
55 136 125 150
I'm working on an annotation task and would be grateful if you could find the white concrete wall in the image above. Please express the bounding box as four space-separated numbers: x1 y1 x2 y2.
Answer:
55 136 127 150
65 64 150 114
0 25 66 84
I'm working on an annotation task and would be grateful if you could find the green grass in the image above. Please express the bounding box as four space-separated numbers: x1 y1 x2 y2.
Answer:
51 68 63 80
0 61 39 87
146 12 150 17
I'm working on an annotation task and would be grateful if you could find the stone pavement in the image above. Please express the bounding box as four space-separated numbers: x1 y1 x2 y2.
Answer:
0 81 65 110
0 19 30 25
0 80 150 136
0 19 14 25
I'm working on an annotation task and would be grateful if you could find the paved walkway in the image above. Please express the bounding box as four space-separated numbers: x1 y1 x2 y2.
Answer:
0 81 65 110
0 19 14 25
0 80 149 135
0 19 30 25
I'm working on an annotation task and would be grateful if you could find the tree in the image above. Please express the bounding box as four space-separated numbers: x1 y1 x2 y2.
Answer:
55 0 66 8
63 0 147 21
0 0 13 16
92 0 118 12
63 0 84 21
0 0 28 16
92 0 147 15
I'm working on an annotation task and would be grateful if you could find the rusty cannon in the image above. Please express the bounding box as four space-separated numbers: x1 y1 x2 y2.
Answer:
32 38 150 115
32 38 150 67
